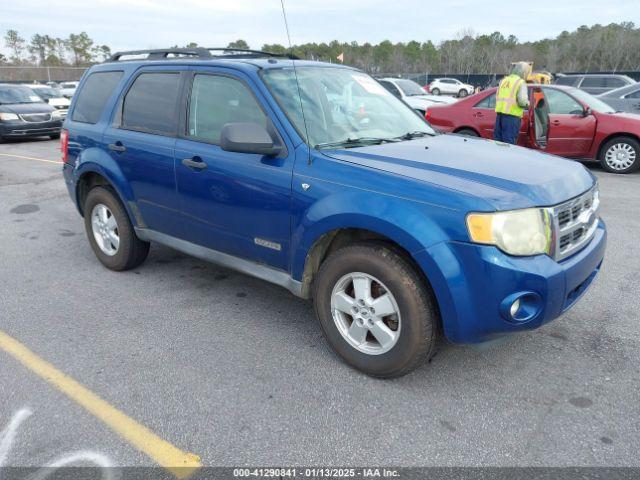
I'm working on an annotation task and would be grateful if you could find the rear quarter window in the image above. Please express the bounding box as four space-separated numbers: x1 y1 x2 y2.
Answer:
71 71 123 124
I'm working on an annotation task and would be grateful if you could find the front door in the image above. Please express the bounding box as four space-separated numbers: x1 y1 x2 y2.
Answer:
541 87 596 157
174 70 294 270
103 69 185 238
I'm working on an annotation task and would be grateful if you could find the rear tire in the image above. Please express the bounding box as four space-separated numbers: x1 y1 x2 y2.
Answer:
456 128 479 137
431 88 440 95
599 136 639 174
83 186 150 271
314 243 438 378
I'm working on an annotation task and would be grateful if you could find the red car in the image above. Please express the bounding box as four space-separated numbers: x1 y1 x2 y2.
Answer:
426 84 640 174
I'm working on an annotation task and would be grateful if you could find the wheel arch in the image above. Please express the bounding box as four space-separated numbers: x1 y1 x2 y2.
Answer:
453 126 481 136
596 132 640 159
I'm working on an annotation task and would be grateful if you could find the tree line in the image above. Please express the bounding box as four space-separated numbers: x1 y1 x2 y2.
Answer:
3 22 640 73
2 30 111 66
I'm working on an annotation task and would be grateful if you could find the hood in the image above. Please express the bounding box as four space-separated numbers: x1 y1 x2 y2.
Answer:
0 102 55 114
323 134 595 210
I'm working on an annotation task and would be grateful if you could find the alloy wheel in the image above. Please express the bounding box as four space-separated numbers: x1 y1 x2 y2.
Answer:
330 272 401 355
91 203 119 256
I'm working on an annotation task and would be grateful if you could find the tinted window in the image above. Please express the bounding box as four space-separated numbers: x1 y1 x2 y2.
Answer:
122 73 181 134
542 88 584 114
625 89 640 99
580 77 605 88
72 72 122 124
555 76 578 86
380 80 402 98
604 77 626 88
188 74 267 144
475 93 495 109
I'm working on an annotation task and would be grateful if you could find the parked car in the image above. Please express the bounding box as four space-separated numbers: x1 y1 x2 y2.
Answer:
428 78 474 97
0 84 63 142
59 81 80 98
378 78 457 115
426 84 640 173
62 48 605 378
597 83 640 115
22 84 71 117
555 74 636 95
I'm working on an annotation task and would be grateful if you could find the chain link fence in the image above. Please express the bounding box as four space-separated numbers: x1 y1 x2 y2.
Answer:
0 66 88 83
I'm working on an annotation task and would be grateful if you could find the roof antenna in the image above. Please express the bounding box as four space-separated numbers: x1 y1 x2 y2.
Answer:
279 0 312 165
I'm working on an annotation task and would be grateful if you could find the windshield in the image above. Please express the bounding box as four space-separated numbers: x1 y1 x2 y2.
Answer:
28 87 60 99
0 86 44 104
568 87 616 113
262 67 434 149
394 79 426 96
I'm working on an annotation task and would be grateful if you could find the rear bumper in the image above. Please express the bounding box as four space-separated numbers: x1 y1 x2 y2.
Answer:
415 219 606 343
0 120 62 138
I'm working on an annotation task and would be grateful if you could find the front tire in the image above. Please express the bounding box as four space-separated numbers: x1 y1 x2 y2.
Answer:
456 128 479 137
83 186 150 271
458 89 468 98
599 136 639 173
314 243 438 378
431 88 440 95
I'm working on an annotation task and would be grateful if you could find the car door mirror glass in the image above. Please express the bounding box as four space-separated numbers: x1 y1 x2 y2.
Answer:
220 122 281 156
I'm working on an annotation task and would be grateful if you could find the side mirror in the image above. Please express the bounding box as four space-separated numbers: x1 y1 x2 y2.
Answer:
583 107 592 117
220 122 282 156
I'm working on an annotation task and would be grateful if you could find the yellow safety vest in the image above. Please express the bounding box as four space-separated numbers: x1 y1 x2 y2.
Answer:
495 74 525 117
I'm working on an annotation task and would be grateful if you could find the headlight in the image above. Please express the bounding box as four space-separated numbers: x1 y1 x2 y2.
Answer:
467 208 552 256
52 110 63 119
0 112 19 121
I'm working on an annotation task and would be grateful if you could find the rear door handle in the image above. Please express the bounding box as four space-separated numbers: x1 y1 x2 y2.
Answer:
108 142 126 153
182 156 207 170
551 120 561 126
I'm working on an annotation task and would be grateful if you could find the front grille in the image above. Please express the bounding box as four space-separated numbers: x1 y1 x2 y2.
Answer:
19 113 52 123
551 186 599 261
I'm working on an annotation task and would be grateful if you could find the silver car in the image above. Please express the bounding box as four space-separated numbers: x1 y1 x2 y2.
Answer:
597 83 640 114
555 74 636 95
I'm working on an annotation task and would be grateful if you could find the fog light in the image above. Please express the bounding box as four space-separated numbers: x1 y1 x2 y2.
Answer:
510 299 521 318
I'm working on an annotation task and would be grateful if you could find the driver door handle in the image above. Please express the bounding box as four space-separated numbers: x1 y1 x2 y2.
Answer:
182 156 207 170
108 142 126 153
551 120 561 126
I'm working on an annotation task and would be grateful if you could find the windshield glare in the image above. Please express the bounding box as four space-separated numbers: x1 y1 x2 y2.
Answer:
262 67 434 148
568 87 616 113
395 79 426 96
0 86 44 104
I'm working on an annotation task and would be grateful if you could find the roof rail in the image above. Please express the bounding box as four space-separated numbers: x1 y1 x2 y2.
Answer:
108 47 298 62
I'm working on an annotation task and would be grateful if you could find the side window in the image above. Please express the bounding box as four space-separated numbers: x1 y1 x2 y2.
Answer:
122 73 181 135
72 71 123 124
475 93 495 109
555 77 578 86
379 81 402 98
624 89 640 99
580 77 605 88
605 78 625 89
542 88 584 115
188 74 268 144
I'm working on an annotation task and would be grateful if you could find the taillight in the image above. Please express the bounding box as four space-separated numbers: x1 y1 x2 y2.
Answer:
60 129 69 164
425 109 432 121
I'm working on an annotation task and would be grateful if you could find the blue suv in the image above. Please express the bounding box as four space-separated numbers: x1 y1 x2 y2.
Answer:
62 48 606 377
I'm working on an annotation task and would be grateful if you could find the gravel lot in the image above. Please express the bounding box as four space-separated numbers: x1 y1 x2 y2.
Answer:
0 138 638 470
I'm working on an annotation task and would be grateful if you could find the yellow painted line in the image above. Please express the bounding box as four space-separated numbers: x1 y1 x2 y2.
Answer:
0 153 62 164
0 330 202 478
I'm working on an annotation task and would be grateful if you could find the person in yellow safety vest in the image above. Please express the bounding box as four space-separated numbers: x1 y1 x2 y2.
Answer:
494 62 531 145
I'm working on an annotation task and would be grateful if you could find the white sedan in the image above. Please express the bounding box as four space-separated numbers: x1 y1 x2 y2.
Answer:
428 78 474 97
378 78 458 115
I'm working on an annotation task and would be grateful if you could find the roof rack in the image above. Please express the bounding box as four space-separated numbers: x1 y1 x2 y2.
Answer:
108 47 298 62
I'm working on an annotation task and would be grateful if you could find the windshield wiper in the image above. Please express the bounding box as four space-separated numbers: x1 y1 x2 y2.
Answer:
393 131 433 141
314 137 399 150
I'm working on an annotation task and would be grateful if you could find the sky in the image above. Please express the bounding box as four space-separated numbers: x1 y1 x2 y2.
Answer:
1 0 639 56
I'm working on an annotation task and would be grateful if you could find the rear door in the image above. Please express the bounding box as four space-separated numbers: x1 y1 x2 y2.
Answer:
173 68 294 270
102 67 185 238
471 92 496 138
541 87 596 157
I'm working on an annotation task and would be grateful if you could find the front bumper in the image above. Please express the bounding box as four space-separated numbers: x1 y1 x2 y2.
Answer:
0 120 63 138
415 219 606 343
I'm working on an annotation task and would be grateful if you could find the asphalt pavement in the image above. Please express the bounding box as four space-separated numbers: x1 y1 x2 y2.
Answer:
0 138 638 472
